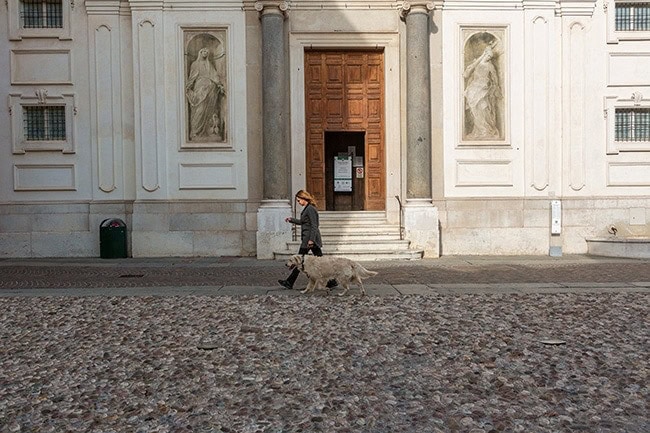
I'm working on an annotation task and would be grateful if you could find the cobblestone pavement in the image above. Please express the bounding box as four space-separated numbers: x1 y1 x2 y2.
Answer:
0 255 648 433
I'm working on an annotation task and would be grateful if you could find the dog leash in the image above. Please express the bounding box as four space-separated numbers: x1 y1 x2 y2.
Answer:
300 254 311 279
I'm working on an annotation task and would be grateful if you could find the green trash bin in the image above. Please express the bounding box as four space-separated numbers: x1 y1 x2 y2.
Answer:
100 218 127 258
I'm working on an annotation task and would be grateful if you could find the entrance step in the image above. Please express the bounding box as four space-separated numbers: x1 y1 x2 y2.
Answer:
273 211 424 261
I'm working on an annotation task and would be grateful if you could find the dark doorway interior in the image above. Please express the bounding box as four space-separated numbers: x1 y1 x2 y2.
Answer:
324 131 365 211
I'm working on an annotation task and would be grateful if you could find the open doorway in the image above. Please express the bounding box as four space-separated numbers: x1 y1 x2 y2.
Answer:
324 131 365 211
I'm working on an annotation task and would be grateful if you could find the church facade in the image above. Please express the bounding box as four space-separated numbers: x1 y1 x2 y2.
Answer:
1 0 649 258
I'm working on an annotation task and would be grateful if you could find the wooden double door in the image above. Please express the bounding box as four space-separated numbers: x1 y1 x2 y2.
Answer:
304 50 386 211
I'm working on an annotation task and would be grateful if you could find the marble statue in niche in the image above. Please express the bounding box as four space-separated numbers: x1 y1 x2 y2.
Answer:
184 31 227 143
462 31 504 142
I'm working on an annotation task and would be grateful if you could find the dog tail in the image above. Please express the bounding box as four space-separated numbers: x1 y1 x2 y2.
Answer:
353 262 378 278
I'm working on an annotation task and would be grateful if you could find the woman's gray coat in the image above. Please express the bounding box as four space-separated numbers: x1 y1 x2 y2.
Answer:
288 204 322 249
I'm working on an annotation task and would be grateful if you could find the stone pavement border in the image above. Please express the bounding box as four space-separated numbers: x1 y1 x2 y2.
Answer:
0 283 648 297
0 254 648 297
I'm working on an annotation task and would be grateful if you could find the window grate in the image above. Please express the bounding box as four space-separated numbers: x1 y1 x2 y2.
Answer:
615 108 650 142
20 0 63 29
23 106 66 141
616 3 650 31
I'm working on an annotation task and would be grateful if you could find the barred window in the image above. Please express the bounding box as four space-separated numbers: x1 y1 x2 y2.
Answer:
20 0 63 29
615 2 650 31
615 108 650 141
23 106 66 141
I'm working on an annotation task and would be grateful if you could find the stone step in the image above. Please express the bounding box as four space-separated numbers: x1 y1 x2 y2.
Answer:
274 249 423 261
300 226 402 237
319 211 386 220
322 233 402 241
285 239 411 252
275 210 420 261
319 216 390 226
316 224 396 231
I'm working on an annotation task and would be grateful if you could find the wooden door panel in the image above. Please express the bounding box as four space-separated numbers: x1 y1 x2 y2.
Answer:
346 64 363 83
367 98 381 120
326 68 343 83
347 96 365 126
305 50 385 210
326 98 344 119
310 172 326 202
305 52 328 206
306 65 322 82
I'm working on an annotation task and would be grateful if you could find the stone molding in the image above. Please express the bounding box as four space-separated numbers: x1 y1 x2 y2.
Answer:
9 92 77 155
85 0 122 14
440 0 595 15
124 1 244 11
556 0 596 16
127 0 164 11
522 0 556 10
249 1 400 10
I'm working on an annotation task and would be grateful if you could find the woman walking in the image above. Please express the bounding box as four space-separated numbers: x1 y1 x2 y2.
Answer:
278 190 335 290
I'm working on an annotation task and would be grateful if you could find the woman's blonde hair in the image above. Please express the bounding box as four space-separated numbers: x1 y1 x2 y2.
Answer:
295 189 317 207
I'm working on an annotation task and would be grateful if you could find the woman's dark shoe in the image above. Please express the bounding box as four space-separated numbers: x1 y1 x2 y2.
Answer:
278 279 293 290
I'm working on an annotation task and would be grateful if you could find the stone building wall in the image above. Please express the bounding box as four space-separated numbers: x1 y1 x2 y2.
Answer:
1 0 648 258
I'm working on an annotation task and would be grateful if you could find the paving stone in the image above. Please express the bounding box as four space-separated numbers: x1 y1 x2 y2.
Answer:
0 292 647 432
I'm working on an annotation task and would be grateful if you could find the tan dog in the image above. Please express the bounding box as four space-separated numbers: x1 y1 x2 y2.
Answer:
285 254 378 296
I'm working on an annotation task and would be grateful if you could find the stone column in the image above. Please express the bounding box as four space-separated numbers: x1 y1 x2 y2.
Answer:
403 1 433 199
255 1 292 259
257 1 289 201
400 2 440 258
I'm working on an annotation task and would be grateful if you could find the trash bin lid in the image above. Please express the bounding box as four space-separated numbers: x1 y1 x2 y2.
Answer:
101 218 126 228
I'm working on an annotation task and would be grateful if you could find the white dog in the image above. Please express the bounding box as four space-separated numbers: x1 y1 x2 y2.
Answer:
285 254 378 296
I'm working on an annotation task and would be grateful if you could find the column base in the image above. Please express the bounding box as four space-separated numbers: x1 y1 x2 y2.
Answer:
403 199 440 258
256 200 292 259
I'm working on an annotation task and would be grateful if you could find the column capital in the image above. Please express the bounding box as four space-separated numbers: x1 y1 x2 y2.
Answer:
399 1 435 19
255 1 289 17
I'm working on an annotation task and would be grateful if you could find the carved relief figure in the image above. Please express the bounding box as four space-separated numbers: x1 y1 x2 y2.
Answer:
463 32 504 141
184 32 227 143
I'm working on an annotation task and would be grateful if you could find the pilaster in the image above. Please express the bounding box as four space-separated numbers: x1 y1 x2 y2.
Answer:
128 2 166 198
86 0 127 199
